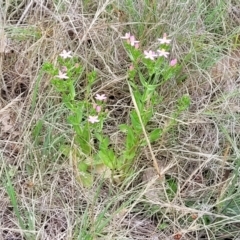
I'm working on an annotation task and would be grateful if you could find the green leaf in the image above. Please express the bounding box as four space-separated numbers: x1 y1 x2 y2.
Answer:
42 62 55 73
78 162 88 172
166 177 178 201
142 110 153 125
75 134 91 154
68 114 79 125
98 137 117 169
142 57 155 76
98 149 116 169
125 128 135 150
158 222 168 230
149 128 163 142
73 125 83 136
154 56 165 71
87 71 97 85
75 103 84 122
162 68 174 81
129 81 143 110
69 83 76 100
123 149 136 161
124 43 142 62
95 132 103 142
60 144 71 156
99 137 109 150
138 71 148 87
119 124 129 133
79 172 93 188
128 67 137 80
177 95 190 111
130 111 142 131
142 85 157 103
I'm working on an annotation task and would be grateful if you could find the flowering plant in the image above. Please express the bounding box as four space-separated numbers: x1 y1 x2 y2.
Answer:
119 32 190 176
42 32 190 185
43 50 108 186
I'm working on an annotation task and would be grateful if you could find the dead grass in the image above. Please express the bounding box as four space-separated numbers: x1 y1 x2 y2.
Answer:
1 0 240 239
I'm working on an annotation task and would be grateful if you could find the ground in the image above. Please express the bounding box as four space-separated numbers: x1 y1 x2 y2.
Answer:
1 1 240 240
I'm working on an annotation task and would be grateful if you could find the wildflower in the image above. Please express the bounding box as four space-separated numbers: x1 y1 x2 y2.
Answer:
129 35 140 47
157 49 169 58
95 94 107 101
170 58 177 66
55 70 69 79
121 32 131 40
96 105 101 113
129 64 134 71
88 116 99 123
144 50 158 60
158 33 171 44
121 33 139 48
134 42 139 49
61 66 68 73
59 50 72 59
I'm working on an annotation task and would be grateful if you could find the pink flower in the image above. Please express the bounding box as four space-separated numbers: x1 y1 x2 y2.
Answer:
121 32 131 40
59 50 72 59
88 116 99 123
144 50 158 60
55 70 69 79
134 42 139 49
158 33 171 44
170 58 177 66
157 49 169 58
61 66 68 73
121 33 140 48
129 35 140 47
95 94 107 101
129 64 134 71
96 105 101 113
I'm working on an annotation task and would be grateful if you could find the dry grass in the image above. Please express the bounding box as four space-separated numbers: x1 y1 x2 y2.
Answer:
1 0 240 239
